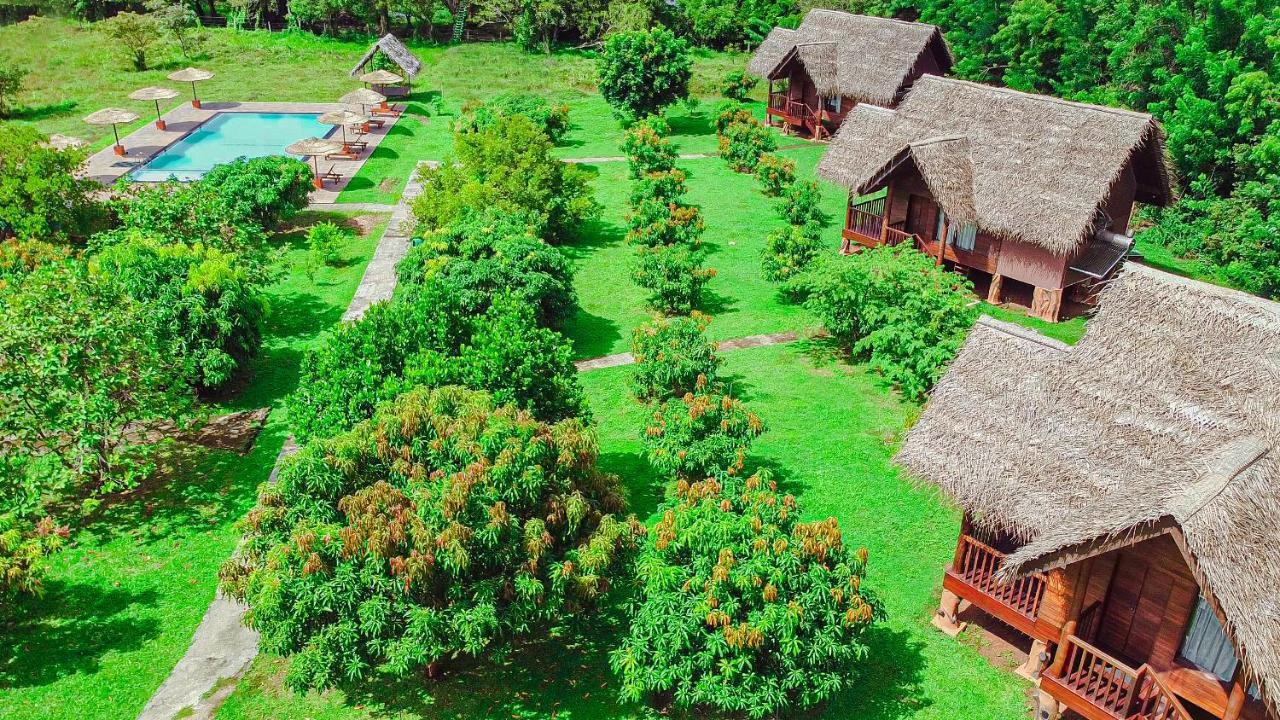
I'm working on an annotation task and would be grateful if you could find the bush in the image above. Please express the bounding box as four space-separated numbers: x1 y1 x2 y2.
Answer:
0 238 69 291
799 245 978 400
100 11 158 70
620 118 677 180
305 221 348 278
626 195 705 248
0 514 67 600
96 236 267 392
612 472 881 718
0 124 100 243
753 154 796 197
201 155 313 230
221 385 643 691
632 244 715 315
777 180 827 227
719 117 777 173
411 115 599 243
0 63 26 118
404 296 588 423
719 69 758 102
713 100 754 135
629 313 722 401
629 168 688 206
598 28 693 121
643 391 764 480
456 93 571 144
760 222 823 282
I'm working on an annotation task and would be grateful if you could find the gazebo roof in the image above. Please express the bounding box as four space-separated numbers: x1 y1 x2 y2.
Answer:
350 34 422 79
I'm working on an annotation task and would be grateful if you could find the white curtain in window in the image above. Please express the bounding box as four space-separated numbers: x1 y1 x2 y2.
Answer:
1179 596 1239 682
936 211 978 252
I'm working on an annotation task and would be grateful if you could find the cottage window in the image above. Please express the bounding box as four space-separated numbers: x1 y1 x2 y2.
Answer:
1178 596 1238 682
934 211 978 252
823 95 842 113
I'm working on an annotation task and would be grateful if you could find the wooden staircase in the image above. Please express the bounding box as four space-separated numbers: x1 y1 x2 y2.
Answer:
1042 635 1193 720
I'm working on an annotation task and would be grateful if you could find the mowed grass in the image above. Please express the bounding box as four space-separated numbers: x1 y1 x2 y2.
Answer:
0 213 387 720
213 343 1031 720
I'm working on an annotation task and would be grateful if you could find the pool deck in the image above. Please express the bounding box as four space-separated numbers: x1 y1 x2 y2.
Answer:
83 100 402 203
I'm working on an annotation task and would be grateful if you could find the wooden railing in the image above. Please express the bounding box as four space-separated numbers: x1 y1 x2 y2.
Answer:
847 208 885 243
885 226 918 248
952 534 1047 622
1045 636 1192 720
765 93 832 138
852 195 886 217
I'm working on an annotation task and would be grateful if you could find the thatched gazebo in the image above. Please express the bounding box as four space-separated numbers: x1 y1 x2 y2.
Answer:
350 34 421 96
897 264 1280 720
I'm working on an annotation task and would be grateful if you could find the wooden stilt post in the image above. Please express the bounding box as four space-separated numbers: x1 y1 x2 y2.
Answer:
1048 557 1094 678
1031 287 1064 323
987 273 1004 304
878 182 895 247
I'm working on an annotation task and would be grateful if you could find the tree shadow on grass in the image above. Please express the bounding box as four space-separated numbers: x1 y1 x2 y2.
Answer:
816 626 931 720
10 99 78 121
567 308 622 361
599 449 664 521
668 110 712 139
561 217 625 260
0 581 161 690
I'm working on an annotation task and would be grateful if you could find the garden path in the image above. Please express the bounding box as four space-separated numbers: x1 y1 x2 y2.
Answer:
573 330 800 371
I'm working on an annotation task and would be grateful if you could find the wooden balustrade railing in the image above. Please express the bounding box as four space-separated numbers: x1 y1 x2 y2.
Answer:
847 208 885 242
884 226 918 248
953 534 1047 621
851 195 886 217
1048 636 1193 720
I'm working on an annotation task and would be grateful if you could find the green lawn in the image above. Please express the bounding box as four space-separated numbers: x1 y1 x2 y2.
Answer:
0 212 387 720
213 344 1031 720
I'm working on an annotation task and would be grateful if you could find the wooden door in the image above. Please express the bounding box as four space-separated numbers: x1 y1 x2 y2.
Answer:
905 194 938 238
1096 549 1198 668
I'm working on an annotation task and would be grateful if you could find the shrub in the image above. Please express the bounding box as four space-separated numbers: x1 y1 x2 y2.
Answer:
0 124 100 243
626 195 705 248
612 472 881 719
286 287 470 442
0 238 69 291
800 245 978 400
777 180 827 227
713 100 754 135
201 155 313 229
760 222 823 282
221 385 643 691
643 391 763 480
632 244 715 315
100 11 158 70
719 117 777 173
753 154 796 197
629 313 722 401
411 115 598 243
96 236 267 392
597 28 692 121
0 63 27 118
304 221 348 278
620 117 677 180
629 168 688 206
719 69 758 102
405 296 588 423
0 514 67 600
456 93 571 144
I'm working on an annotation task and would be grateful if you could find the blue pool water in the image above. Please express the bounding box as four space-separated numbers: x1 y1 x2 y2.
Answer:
131 112 333 182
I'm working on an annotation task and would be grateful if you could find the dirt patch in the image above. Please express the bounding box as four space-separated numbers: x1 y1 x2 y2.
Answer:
347 213 380 236
183 408 271 454
378 176 400 194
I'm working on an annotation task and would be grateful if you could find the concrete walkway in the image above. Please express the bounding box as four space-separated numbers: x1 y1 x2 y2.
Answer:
308 201 397 213
135 164 428 720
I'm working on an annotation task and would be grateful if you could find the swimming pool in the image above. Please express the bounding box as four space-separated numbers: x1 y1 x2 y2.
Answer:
131 112 334 182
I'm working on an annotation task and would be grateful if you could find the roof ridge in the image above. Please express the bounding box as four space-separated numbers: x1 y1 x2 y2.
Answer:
1176 437 1270 521
916 74 1155 122
806 8 940 31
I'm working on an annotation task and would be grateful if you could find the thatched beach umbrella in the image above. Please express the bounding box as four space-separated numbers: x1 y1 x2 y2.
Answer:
317 109 369 152
286 137 344 189
167 67 214 108
358 69 404 109
41 134 89 151
339 87 386 117
128 86 180 130
84 107 140 156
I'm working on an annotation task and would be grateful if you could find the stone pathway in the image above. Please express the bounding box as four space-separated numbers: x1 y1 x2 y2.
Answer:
564 152 714 164
308 201 397 213
573 331 800 372
135 163 428 720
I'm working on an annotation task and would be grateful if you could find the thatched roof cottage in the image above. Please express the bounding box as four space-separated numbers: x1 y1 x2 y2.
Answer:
351 34 423 95
746 10 951 139
817 75 1176 322
900 264 1279 720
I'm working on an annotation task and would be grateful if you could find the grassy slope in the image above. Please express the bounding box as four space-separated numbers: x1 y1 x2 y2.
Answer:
0 213 386 720
214 345 1030 720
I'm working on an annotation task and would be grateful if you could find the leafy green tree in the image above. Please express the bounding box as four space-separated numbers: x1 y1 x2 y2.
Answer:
455 92 571 143
719 69 758 101
411 115 598 243
0 124 100 243
760 222 822 282
200 156 314 230
629 313 722 401
795 245 977 400
305 221 349 279
632 243 715 315
222 385 643 690
626 191 705 248
620 117 678 179
144 0 206 58
675 0 791 48
643 390 764 480
96 235 267 392
0 514 67 601
100 11 159 70
776 180 828 229
0 63 26 118
0 262 192 496
611 472 881 719
597 28 692 120
0 238 69 291
718 116 777 173
753 153 795 197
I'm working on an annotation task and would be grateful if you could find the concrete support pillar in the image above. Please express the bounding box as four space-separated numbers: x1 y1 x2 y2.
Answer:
1036 689 1062 720
931 589 965 637
1016 638 1049 681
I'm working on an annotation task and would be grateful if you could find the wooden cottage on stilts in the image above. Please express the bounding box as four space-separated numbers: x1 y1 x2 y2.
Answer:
898 265 1280 720
817 76 1176 322
746 10 951 140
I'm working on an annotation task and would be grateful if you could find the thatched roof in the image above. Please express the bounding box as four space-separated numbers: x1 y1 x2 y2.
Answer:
817 75 1176 255
746 10 951 107
897 264 1280 708
350 34 421 78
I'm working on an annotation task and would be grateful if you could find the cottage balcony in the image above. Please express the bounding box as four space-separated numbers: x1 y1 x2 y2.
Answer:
1041 634 1194 720
766 92 833 139
940 533 1048 639
841 196 919 253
